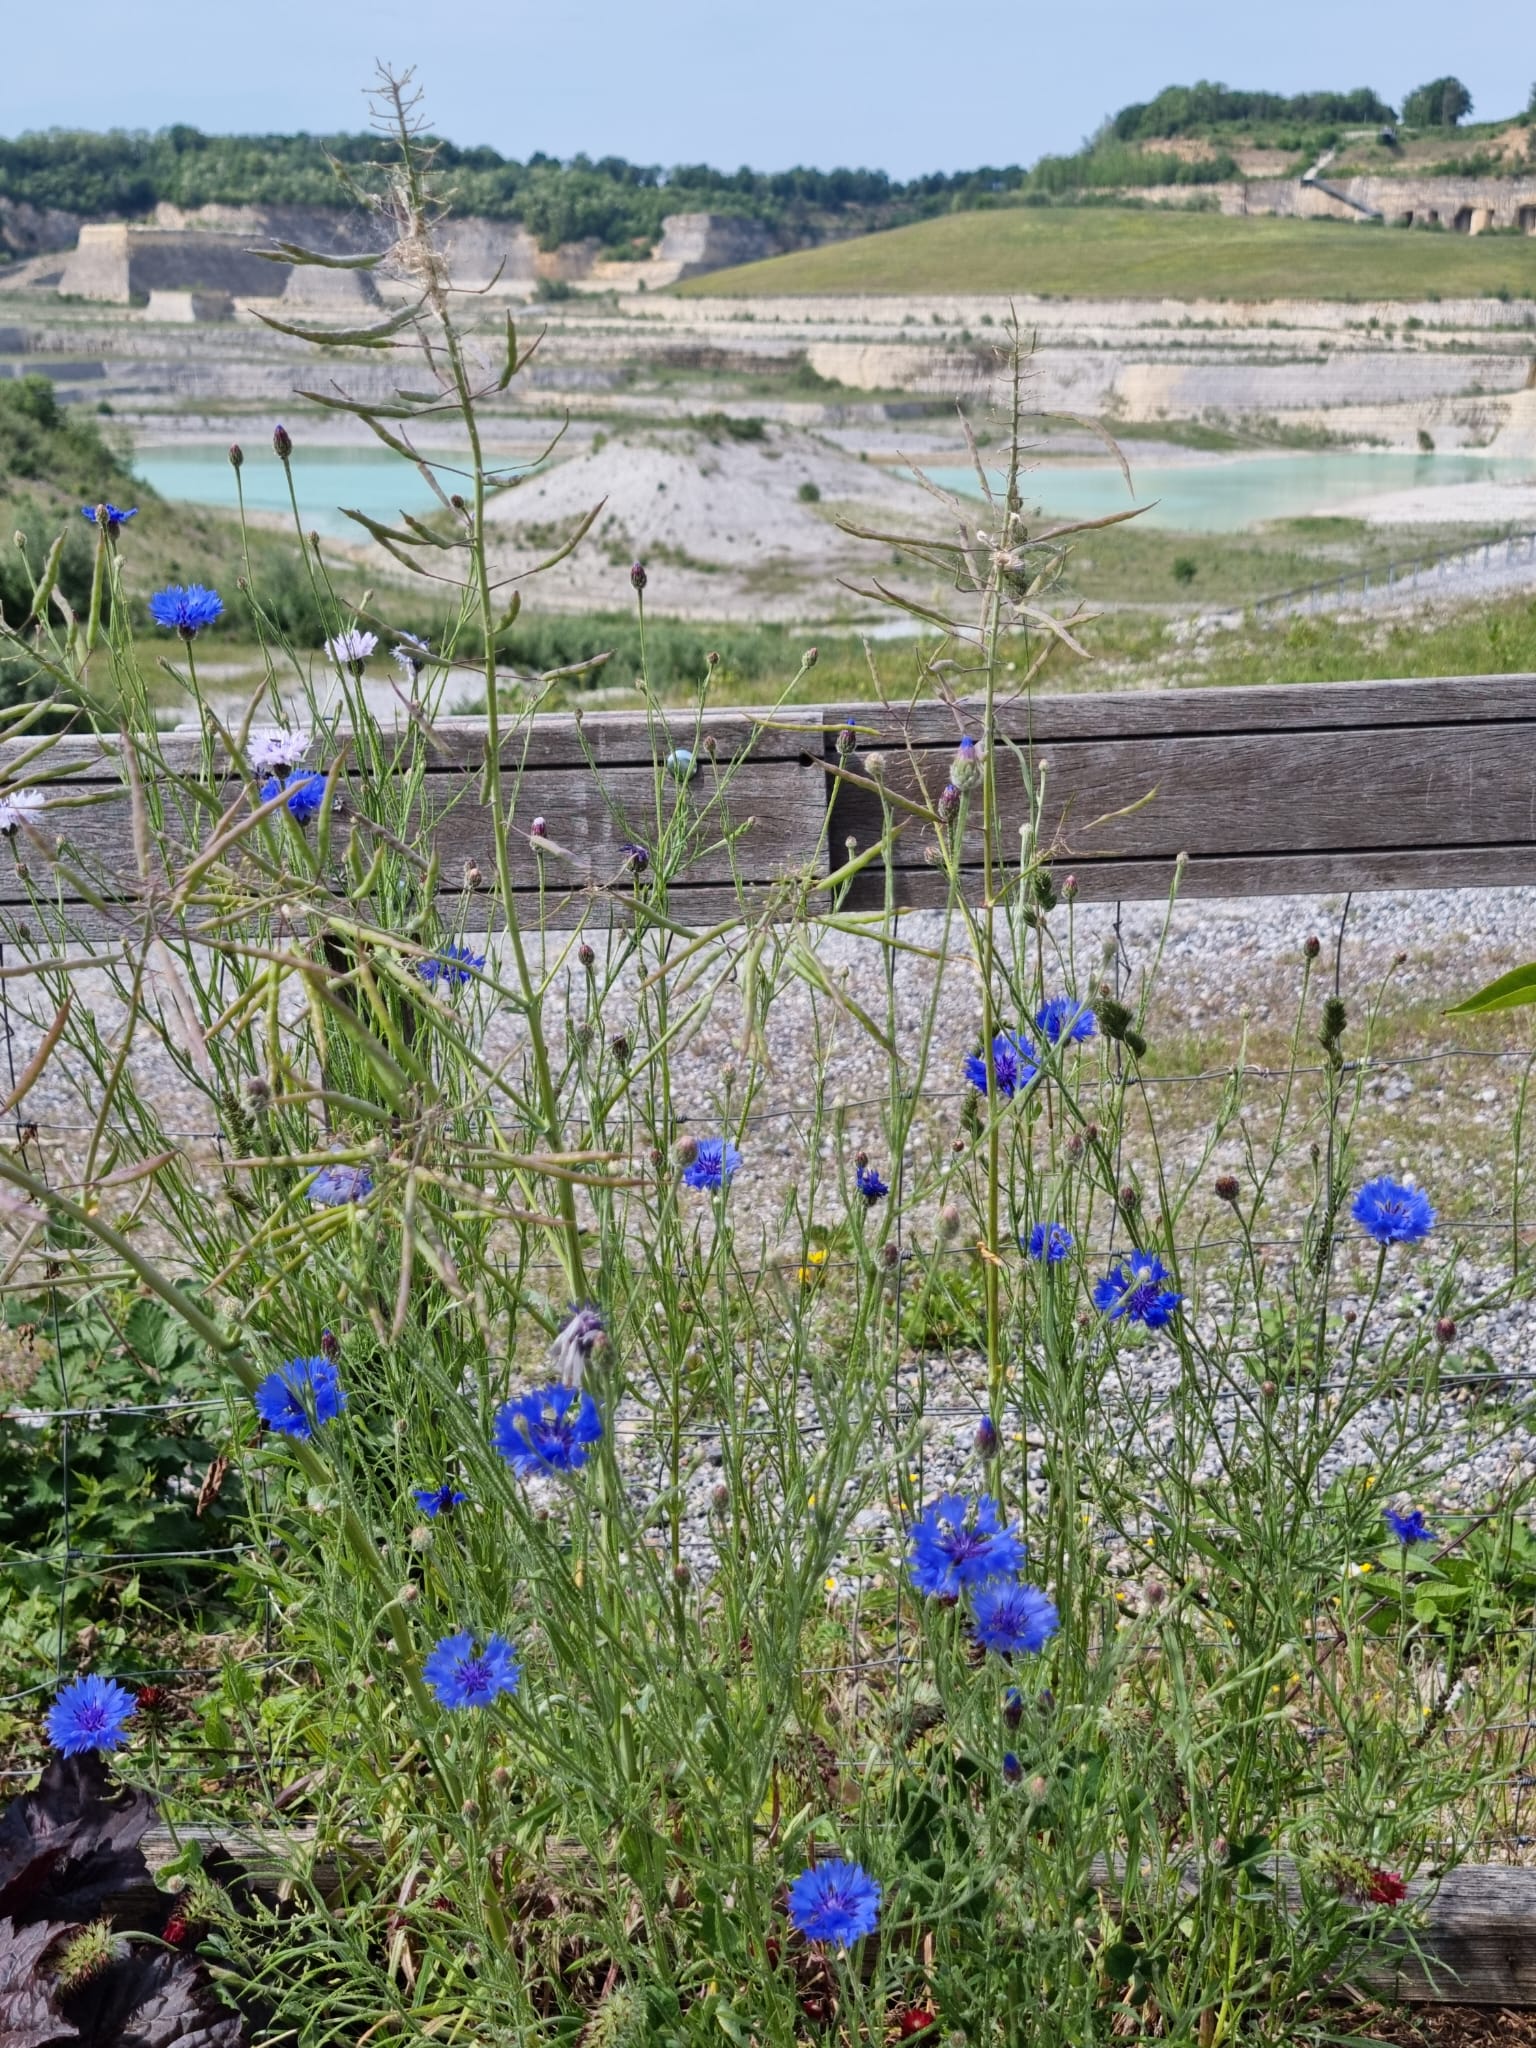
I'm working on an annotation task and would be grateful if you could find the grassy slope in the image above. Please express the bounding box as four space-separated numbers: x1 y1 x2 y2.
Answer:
679 206 1536 300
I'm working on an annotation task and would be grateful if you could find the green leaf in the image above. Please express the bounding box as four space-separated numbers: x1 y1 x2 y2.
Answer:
255 241 386 270
1446 962 1536 1016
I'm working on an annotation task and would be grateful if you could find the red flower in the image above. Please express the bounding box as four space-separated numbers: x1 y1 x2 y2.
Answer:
1365 1868 1408 1906
162 1915 189 1947
895 2008 939 2038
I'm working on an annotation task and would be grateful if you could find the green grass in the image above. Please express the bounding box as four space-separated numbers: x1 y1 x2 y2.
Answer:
680 205 1536 301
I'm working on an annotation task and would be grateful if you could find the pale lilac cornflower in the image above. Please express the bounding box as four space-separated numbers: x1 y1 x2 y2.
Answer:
246 728 311 776
326 629 378 672
0 788 46 835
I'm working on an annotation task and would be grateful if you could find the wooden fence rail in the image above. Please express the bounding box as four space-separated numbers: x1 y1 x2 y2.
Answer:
1 673 1533 937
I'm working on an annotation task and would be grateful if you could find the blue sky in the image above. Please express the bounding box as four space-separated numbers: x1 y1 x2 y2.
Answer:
1 0 1529 178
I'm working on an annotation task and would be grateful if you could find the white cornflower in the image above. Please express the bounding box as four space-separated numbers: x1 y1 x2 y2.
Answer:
393 633 432 679
326 629 379 670
0 787 46 835
246 728 311 775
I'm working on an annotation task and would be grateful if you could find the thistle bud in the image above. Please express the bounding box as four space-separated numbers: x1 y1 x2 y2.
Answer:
1215 1174 1239 1202
975 1415 999 1458
228 443 244 470
939 1202 962 1240
630 561 647 591
272 423 293 461
1436 1317 1457 1345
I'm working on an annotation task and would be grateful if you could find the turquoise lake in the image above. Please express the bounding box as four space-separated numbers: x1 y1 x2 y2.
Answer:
133 444 457 538
924 450 1536 531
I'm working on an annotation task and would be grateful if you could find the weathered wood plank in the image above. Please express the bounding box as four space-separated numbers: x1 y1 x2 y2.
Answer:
3 679 1536 934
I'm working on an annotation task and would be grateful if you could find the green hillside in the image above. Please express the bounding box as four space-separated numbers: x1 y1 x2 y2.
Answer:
678 205 1536 300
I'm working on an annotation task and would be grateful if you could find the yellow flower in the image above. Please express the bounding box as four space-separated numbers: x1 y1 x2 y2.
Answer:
824 1575 839 1594
796 1246 830 1285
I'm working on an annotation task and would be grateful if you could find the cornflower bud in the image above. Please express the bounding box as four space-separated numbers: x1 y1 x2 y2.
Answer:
578 941 595 968
610 1033 630 1063
649 1146 665 1168
1002 1752 1023 1784
673 1562 691 1588
530 817 547 838
951 734 982 789
710 1483 729 1513
228 443 244 470
706 649 720 669
272 423 293 461
1065 1131 1084 1159
244 1073 272 1108
937 782 961 823
320 1328 340 1359
491 1765 512 1789
1215 1174 1239 1202
630 561 647 591
803 646 818 668
1117 1185 1139 1214
1027 1774 1049 1803
410 1525 433 1551
939 1202 962 1240
1260 1380 1277 1399
862 751 885 782
1003 1687 1024 1728
1436 1317 1457 1345
464 860 484 890
881 1240 900 1269
460 1798 481 1823
1062 874 1078 900
975 1416 999 1458
398 1583 419 1605
836 718 856 755
675 1134 699 1166
1143 1577 1166 1606
1303 935 1321 959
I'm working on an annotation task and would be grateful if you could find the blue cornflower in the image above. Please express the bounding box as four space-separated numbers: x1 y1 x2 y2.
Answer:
620 841 649 873
682 1137 742 1191
1384 1506 1435 1546
260 770 327 824
148 584 223 638
422 1631 521 1710
419 942 486 989
414 1482 468 1518
1352 1177 1435 1247
1093 1253 1182 1329
308 1162 374 1207
1035 995 1095 1047
855 1163 889 1205
253 1355 345 1439
785 1858 881 1948
82 503 136 531
493 1384 603 1476
46 1674 137 1757
1025 1222 1073 1263
907 1492 1026 1599
963 1031 1037 1101
970 1580 1061 1656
